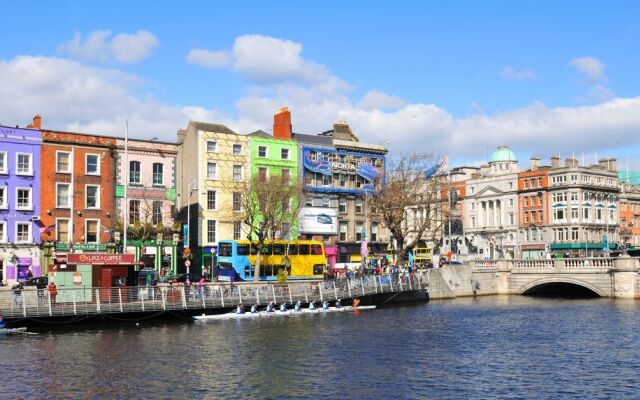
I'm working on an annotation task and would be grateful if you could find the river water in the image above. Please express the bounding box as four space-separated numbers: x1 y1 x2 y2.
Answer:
3 296 640 399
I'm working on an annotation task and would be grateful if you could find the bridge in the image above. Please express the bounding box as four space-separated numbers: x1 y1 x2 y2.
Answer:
468 256 640 298
0 273 427 325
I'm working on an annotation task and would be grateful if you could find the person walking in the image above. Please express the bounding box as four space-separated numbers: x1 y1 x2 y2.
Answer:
48 281 58 304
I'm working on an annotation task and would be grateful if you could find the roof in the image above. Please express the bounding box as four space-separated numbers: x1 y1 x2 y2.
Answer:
189 121 237 135
247 130 272 137
333 138 388 154
619 171 640 185
490 146 517 163
292 132 333 146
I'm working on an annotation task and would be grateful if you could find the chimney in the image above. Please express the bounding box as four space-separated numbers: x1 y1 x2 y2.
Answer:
32 115 42 129
273 107 292 140
471 172 481 180
564 157 578 168
550 155 560 169
530 156 540 171
599 157 617 172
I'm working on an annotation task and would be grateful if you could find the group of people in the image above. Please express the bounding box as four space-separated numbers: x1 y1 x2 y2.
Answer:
9 281 57 305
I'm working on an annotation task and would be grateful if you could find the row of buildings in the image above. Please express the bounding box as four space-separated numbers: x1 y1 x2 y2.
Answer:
0 110 388 283
408 146 640 260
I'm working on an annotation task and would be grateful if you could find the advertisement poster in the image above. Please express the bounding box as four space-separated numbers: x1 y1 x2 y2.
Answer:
299 207 338 234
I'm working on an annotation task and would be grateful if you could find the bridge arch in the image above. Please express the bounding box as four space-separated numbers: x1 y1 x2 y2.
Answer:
517 277 607 297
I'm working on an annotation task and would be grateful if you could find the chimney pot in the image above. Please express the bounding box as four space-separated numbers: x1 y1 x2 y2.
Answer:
32 115 42 129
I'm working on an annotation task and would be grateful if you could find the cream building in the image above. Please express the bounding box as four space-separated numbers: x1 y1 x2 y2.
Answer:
177 122 249 270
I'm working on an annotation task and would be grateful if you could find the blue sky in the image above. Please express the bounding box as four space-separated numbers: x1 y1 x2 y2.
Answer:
1 1 639 167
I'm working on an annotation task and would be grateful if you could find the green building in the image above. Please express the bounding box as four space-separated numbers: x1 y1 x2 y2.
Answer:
248 130 299 239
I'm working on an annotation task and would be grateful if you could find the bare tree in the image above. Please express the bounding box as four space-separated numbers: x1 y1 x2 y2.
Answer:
239 172 302 282
372 153 446 263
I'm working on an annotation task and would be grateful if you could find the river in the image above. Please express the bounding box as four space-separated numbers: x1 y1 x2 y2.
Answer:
2 296 640 399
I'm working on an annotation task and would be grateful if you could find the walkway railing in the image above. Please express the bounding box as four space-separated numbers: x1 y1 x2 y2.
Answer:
0 273 427 319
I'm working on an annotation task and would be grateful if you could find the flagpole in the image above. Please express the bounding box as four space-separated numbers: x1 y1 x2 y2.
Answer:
123 120 129 253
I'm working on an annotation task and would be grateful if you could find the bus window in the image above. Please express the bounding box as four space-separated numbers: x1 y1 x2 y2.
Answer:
311 244 323 255
237 245 250 256
261 244 272 255
250 243 258 255
288 244 298 255
272 244 285 255
299 245 310 255
217 262 232 270
218 242 233 257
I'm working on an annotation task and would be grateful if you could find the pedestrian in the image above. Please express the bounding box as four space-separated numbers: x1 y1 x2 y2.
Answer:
11 282 23 305
0 313 5 329
48 281 58 304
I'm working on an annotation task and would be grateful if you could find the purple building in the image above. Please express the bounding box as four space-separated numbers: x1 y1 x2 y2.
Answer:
0 124 42 284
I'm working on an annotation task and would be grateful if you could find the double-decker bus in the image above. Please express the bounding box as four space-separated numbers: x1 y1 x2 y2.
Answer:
216 240 325 281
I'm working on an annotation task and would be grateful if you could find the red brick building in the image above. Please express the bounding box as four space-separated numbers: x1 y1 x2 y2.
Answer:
517 157 549 257
40 128 117 246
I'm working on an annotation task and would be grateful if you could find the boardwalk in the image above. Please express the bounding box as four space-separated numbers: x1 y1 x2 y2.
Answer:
1 273 428 320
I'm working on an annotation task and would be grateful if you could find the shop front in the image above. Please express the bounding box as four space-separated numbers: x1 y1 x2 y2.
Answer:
1 246 43 284
125 239 179 275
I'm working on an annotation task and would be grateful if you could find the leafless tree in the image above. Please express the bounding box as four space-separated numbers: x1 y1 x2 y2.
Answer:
372 153 446 263
238 173 302 281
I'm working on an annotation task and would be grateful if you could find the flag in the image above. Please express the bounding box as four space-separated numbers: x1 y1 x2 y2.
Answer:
425 156 447 178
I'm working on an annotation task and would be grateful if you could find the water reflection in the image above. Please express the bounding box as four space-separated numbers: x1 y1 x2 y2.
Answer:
1 296 639 399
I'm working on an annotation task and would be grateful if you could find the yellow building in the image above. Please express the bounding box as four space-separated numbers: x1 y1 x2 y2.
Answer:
177 121 249 272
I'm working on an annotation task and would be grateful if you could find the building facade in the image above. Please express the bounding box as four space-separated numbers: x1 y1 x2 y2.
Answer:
177 121 249 272
619 181 640 248
547 156 620 255
464 146 520 259
517 158 550 258
115 138 178 272
40 127 117 261
0 122 42 283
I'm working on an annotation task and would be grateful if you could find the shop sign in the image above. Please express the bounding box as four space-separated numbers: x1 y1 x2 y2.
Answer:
116 185 125 198
17 257 33 265
74 244 108 251
73 272 82 285
166 188 176 201
68 253 135 265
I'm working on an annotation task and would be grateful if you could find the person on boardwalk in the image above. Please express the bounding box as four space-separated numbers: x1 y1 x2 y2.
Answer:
11 282 23 305
0 313 5 329
48 281 58 304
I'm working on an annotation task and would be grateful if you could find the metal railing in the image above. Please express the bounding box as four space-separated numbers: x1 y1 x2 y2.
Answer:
0 273 427 319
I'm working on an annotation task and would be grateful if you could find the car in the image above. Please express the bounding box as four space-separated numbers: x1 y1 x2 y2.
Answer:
316 214 333 224
23 276 48 289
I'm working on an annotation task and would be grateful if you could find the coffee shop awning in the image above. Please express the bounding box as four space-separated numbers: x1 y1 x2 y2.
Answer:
66 253 143 265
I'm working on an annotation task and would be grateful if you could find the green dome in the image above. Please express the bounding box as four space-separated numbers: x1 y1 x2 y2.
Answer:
490 146 517 163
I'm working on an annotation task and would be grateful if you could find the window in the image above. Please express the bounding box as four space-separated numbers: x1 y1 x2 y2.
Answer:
16 223 30 243
56 151 71 173
339 222 348 241
596 208 603 221
509 182 513 190
153 163 164 185
471 202 475 210
583 207 590 220
233 192 242 212
152 201 163 225
571 208 578 220
258 167 267 183
207 220 216 243
339 197 346 213
322 196 330 208
355 222 364 242
524 213 529 223
509 213 514 225
56 219 69 243
322 174 331 186
571 192 578 203
233 144 242 155
233 221 242 240
571 174 578 182
56 183 70 208
207 190 216 210
509 198 514 207
371 223 379 242
281 148 290 160
0 187 7 209
339 174 346 187
130 161 141 183
471 216 476 228
0 221 6 243
129 200 140 223
16 153 32 175
571 228 579 241
0 152 6 174
86 154 99 175
305 196 313 207
258 146 267 158
233 165 243 182
355 198 363 214
207 162 217 180
279 168 290 184
207 141 217 152
16 188 32 210
85 185 99 209
554 208 565 221
85 220 99 243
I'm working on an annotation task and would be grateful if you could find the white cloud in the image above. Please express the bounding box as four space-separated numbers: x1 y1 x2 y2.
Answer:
357 90 407 111
187 49 232 68
500 66 537 81
571 56 606 82
59 30 159 64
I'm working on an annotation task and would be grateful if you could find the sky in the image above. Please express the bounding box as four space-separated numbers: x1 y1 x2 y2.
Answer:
1 1 639 168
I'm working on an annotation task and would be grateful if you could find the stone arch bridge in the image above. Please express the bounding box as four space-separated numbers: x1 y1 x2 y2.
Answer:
469 257 640 298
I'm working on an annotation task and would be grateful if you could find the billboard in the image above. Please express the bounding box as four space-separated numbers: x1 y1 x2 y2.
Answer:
299 207 338 234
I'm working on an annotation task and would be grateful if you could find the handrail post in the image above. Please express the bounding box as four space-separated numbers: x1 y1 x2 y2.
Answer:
271 284 276 303
399 276 404 291
161 288 167 310
374 276 378 293
319 284 323 302
47 290 52 316
304 286 308 303
238 286 243 304
389 274 394 292
288 285 293 304
22 291 27 317
220 286 225 307
181 286 187 309
409 275 413 291
73 290 77 315
96 289 101 313
202 286 207 308
334 284 338 300
118 288 123 313
141 289 145 312
360 277 365 296
347 279 352 298
256 287 260 305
